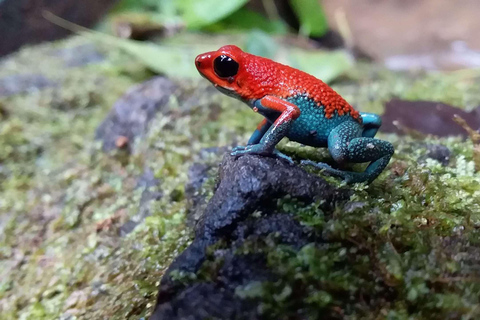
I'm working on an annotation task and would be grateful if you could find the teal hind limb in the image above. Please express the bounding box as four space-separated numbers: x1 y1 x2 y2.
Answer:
302 120 394 183
360 112 382 138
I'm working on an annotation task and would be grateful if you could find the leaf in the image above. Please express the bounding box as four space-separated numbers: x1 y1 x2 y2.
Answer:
289 0 329 37
289 50 353 83
177 0 249 28
112 0 248 29
111 0 161 13
42 9 208 78
116 41 203 77
205 8 288 34
76 30 210 78
244 30 278 59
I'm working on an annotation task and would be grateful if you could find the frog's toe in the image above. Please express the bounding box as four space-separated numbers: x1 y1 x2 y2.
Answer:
231 145 247 153
273 150 294 164
231 148 248 157
301 160 344 178
301 160 367 183
301 160 331 170
231 145 258 157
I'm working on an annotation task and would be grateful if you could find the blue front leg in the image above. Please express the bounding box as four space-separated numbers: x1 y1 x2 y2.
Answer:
231 95 300 163
247 118 271 145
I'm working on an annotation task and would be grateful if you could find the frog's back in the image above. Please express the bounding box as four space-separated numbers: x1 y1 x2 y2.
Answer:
238 52 361 122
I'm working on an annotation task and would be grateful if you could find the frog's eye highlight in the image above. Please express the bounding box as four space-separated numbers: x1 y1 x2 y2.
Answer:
214 55 239 78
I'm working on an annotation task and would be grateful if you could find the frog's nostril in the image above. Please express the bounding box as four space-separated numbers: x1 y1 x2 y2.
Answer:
196 60 202 67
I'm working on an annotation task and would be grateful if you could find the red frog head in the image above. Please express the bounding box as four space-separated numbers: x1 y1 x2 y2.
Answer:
195 45 247 99
195 45 292 102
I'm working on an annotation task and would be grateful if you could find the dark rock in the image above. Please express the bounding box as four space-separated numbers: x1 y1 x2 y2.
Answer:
152 283 260 320
95 77 178 153
0 74 54 97
382 99 480 137
217 253 273 290
151 154 349 320
231 213 314 249
424 143 451 166
196 155 346 240
441 235 480 278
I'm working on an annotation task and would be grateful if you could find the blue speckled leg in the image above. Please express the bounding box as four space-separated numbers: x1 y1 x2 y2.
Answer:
238 118 293 162
232 96 298 163
302 121 394 183
232 119 294 163
360 112 382 138
247 119 271 145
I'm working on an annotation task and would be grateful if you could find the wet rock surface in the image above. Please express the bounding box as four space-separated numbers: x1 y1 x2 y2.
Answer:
185 162 213 225
151 154 349 320
95 77 178 153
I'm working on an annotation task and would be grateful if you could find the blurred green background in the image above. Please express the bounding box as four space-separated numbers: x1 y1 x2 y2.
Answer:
89 0 348 80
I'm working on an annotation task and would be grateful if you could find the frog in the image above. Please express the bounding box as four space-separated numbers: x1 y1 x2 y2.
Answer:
195 45 394 183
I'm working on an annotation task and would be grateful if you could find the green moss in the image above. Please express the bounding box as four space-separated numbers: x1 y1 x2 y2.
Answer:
225 134 480 319
2 34 480 319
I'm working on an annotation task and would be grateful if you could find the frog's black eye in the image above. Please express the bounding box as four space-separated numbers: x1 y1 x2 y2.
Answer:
214 55 239 78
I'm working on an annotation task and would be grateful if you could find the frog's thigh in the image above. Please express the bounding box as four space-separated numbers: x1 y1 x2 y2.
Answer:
325 121 393 183
360 112 382 138
328 120 394 164
327 121 363 164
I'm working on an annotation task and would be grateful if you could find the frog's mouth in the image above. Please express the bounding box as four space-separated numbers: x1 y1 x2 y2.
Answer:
214 84 240 99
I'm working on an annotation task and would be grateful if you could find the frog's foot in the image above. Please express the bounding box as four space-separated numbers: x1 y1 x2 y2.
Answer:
300 160 363 183
231 145 293 164
321 121 394 184
231 145 249 153
272 149 294 164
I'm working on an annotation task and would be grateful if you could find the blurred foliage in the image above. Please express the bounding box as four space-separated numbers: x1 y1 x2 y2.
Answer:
82 29 352 81
289 49 353 83
205 8 288 34
92 0 347 82
290 0 328 37
111 0 327 36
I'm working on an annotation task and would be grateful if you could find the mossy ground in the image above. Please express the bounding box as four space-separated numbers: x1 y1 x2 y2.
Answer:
250 135 480 319
0 36 480 319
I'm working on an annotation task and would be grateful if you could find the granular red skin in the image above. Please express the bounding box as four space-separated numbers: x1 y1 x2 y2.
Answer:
197 45 360 122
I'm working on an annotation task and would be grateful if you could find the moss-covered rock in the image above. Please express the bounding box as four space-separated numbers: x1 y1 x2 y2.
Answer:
1 35 480 319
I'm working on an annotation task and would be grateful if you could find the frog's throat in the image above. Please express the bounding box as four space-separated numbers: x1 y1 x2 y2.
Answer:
214 85 241 100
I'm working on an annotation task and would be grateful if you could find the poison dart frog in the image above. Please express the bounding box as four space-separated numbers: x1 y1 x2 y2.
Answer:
195 45 394 183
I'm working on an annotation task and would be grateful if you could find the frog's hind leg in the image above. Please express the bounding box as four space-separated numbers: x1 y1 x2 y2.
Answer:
360 112 382 138
302 121 394 183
